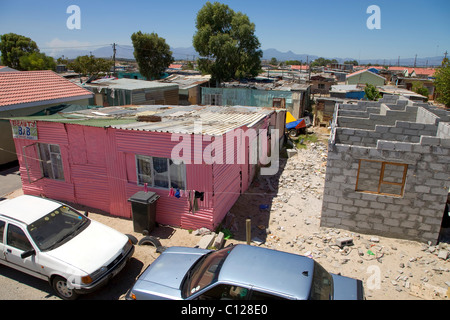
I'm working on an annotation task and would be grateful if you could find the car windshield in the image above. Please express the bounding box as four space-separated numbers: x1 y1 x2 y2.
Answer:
27 205 90 251
182 246 234 298
309 261 334 300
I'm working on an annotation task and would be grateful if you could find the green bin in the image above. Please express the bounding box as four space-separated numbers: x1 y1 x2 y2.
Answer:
128 191 160 234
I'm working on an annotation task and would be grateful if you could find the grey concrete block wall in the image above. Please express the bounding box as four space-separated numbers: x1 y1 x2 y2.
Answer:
321 96 450 244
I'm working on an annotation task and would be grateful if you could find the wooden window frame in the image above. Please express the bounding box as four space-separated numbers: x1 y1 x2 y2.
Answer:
355 159 408 197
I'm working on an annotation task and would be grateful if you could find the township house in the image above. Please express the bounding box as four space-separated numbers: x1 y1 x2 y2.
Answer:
346 69 386 87
0 70 94 165
321 95 450 244
10 104 285 231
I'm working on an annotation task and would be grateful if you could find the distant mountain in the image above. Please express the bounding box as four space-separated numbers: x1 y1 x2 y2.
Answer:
262 48 318 62
45 44 444 67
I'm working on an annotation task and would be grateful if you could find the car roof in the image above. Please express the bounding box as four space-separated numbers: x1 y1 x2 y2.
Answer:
0 195 62 225
219 245 315 299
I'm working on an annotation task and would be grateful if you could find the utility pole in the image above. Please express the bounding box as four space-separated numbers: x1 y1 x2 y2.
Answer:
112 43 116 77
398 56 400 67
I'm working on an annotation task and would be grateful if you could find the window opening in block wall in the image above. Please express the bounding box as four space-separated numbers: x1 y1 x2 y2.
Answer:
355 159 407 197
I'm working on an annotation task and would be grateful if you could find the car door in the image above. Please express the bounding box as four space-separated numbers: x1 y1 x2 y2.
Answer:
0 220 6 263
3 222 45 279
190 283 250 300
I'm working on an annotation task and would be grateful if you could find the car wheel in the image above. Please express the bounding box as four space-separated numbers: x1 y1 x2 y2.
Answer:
52 276 79 300
288 129 298 138
138 236 166 253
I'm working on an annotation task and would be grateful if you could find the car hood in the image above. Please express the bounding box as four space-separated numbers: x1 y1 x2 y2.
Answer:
46 220 128 274
331 274 364 300
133 246 210 299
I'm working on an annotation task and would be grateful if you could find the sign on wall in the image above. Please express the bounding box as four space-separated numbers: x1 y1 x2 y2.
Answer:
11 120 38 140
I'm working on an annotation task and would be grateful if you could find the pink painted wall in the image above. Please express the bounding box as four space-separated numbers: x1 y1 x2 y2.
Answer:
13 111 278 231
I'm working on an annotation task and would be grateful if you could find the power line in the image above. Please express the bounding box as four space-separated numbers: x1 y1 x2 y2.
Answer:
39 44 111 49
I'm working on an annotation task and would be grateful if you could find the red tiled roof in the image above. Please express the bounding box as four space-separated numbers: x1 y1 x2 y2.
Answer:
0 70 93 107
413 68 436 76
290 65 309 70
388 67 435 76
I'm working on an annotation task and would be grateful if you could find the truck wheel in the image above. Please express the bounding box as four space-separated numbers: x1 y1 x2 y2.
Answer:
52 276 79 300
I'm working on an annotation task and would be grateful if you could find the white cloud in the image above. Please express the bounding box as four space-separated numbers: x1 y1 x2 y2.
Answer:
42 38 92 57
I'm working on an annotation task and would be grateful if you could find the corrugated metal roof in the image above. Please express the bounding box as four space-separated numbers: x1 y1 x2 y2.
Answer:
83 78 178 91
10 104 275 136
110 105 273 136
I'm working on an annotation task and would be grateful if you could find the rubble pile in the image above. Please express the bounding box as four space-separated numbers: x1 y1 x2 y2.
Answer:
222 137 449 300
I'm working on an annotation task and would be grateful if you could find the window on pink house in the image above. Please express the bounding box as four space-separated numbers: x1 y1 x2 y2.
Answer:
136 155 186 190
37 143 64 181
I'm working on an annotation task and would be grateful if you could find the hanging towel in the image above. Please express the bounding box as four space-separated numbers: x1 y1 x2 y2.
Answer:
169 188 175 197
175 189 180 198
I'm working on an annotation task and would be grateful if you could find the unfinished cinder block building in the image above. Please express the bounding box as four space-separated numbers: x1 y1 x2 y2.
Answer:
320 95 450 244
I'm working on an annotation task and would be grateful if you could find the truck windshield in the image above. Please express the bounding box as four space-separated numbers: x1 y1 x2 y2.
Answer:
309 261 334 300
27 205 90 251
182 246 234 298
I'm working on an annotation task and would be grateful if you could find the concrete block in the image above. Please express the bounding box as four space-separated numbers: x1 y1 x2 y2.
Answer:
197 234 216 249
335 237 354 248
213 232 225 249
437 250 449 260
286 149 297 158
394 143 412 152
414 185 430 193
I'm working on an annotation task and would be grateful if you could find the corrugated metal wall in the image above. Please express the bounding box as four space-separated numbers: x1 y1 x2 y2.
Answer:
14 112 275 230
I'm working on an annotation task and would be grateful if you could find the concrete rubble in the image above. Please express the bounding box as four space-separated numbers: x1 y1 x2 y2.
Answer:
223 134 449 300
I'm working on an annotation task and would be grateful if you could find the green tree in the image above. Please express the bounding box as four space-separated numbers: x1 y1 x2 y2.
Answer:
56 56 69 65
364 84 381 101
193 1 262 86
285 60 302 65
411 81 429 101
19 52 56 71
434 61 450 107
344 60 359 66
67 55 114 77
0 33 39 69
311 57 336 67
131 31 174 80
270 57 278 65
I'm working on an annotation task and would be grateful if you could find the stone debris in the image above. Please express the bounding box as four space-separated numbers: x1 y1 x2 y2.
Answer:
225 136 450 300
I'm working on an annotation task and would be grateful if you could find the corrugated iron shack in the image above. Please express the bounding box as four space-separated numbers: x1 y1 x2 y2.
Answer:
11 105 285 231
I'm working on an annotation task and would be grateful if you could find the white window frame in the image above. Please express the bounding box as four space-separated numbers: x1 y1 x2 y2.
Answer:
135 155 186 190
37 143 65 181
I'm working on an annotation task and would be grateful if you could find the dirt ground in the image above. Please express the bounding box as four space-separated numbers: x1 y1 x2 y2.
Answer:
4 128 449 300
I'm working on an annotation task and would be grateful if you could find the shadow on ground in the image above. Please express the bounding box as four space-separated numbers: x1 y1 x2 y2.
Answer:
221 157 288 244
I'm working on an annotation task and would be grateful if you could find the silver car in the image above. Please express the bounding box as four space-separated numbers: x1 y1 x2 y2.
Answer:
126 244 364 300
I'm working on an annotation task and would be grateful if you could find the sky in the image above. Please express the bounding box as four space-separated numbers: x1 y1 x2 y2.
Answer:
1 0 449 61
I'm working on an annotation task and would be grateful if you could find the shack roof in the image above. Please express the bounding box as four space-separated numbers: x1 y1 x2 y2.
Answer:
9 104 278 137
83 78 178 91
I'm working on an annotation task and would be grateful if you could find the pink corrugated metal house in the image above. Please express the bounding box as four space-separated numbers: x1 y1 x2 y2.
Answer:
11 105 285 231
